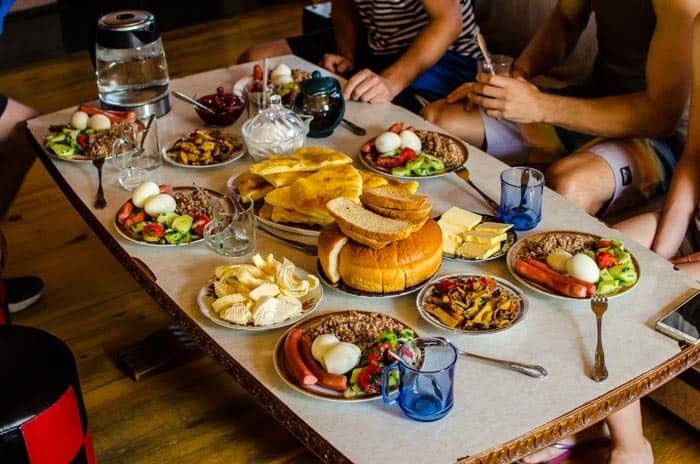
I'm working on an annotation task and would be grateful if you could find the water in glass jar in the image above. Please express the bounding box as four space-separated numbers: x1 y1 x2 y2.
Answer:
96 39 169 108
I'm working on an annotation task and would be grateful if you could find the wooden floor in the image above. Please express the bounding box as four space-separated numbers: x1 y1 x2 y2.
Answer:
1 2 698 463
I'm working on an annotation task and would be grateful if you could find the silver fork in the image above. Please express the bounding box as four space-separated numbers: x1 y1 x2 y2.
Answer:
590 294 609 382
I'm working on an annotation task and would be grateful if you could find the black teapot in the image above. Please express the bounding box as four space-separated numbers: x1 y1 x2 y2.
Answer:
293 71 345 138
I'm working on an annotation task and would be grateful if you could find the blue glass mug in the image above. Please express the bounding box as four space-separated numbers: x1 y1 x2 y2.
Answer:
381 337 458 422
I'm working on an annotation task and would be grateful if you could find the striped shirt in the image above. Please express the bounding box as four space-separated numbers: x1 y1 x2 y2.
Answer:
355 0 480 58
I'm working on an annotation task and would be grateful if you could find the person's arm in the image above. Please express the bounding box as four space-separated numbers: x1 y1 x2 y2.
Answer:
331 0 360 65
344 0 462 102
652 13 700 259
468 0 698 138
514 0 592 79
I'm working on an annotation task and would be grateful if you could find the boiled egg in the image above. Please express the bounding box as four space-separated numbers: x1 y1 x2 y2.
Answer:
311 334 340 364
144 194 177 217
270 63 292 81
399 130 422 152
546 250 573 273
131 182 161 208
87 113 111 131
70 111 89 130
322 342 361 374
566 253 600 283
375 132 401 153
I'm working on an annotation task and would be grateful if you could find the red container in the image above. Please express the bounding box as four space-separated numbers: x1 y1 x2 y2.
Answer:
195 87 245 126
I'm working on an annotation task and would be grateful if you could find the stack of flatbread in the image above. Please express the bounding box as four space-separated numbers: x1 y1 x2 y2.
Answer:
237 147 417 226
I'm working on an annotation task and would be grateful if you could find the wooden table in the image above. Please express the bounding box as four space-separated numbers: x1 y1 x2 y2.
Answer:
27 56 700 464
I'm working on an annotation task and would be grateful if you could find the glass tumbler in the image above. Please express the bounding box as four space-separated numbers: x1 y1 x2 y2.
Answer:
130 116 161 171
382 337 458 422
499 167 545 231
111 137 147 192
479 54 514 76
203 201 256 257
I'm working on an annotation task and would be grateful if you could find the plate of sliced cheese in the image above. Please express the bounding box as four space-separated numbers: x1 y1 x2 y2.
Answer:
229 146 419 241
437 207 516 261
197 253 322 331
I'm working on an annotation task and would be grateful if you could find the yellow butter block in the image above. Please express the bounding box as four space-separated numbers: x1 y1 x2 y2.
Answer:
442 233 463 255
461 230 508 245
475 221 513 234
441 207 482 230
456 241 501 259
438 218 467 237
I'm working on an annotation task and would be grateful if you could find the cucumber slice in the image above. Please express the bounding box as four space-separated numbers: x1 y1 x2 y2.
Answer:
171 215 193 234
164 230 183 244
49 143 74 157
157 212 178 227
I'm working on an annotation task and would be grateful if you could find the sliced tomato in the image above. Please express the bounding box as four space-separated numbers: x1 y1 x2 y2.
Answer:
142 223 165 242
192 214 211 235
76 134 89 149
596 250 617 269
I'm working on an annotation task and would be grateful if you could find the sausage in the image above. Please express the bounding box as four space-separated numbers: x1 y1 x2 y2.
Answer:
123 209 147 228
514 260 588 298
361 142 373 153
299 335 347 392
253 64 263 81
525 258 596 296
117 200 134 224
388 122 403 134
284 329 318 387
78 104 136 123
159 184 174 195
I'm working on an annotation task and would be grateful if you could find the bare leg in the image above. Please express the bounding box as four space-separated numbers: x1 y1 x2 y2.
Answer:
607 401 653 464
520 422 610 463
420 99 486 148
614 212 661 249
237 39 293 64
546 151 616 215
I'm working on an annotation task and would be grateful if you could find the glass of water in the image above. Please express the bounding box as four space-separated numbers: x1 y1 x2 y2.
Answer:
130 116 161 171
499 166 544 231
111 136 147 192
204 201 256 257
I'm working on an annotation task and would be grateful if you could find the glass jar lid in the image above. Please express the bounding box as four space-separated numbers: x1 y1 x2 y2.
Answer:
244 95 309 143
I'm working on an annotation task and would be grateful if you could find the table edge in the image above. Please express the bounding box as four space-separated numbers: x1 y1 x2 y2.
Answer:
28 123 700 464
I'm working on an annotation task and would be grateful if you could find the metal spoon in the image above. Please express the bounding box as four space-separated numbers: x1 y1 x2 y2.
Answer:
436 337 547 379
172 90 217 115
453 166 500 212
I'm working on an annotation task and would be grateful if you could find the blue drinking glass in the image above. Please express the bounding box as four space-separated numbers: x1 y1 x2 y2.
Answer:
498 167 544 231
382 337 457 422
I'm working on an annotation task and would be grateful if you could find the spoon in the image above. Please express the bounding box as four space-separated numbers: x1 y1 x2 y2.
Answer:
515 167 531 212
435 337 547 379
92 157 106 209
453 166 500 212
172 91 217 115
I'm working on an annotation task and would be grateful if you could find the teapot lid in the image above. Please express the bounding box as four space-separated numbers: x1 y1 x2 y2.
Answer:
96 10 160 49
244 95 309 143
298 71 339 96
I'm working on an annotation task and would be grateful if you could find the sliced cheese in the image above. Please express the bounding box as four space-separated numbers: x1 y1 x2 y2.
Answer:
218 302 251 325
443 233 462 255
475 221 513 234
456 241 501 260
461 230 508 245
441 207 482 230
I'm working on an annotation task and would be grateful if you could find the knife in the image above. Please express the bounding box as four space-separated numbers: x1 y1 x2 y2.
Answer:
341 118 366 136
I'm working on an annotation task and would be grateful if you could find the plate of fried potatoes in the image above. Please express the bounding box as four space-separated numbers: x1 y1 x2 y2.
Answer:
416 274 527 334
164 128 245 168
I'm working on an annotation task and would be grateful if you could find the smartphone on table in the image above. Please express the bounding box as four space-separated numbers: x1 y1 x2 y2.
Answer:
655 291 700 344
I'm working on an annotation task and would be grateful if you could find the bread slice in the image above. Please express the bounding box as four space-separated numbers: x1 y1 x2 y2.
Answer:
326 197 413 248
317 223 349 283
360 185 429 211
363 201 432 221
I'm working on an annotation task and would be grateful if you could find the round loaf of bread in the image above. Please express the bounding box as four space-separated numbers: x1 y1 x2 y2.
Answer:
318 219 443 293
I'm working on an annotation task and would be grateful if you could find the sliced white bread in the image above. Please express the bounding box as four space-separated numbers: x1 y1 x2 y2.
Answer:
360 185 429 211
317 223 349 284
363 201 431 221
326 197 413 249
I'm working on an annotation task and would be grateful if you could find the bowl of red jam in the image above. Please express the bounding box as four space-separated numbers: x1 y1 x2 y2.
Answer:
195 87 246 126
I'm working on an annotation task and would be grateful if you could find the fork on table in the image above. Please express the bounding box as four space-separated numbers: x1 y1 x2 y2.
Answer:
590 294 609 382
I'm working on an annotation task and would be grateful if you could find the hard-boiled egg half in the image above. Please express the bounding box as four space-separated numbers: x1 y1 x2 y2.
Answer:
310 334 361 374
399 130 421 152
567 253 599 283
132 182 161 208
144 193 177 217
375 132 401 153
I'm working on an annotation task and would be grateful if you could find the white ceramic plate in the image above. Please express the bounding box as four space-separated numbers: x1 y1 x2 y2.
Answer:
272 310 417 402
358 131 468 180
416 273 528 334
114 186 227 247
506 230 641 301
197 267 322 331
162 130 246 169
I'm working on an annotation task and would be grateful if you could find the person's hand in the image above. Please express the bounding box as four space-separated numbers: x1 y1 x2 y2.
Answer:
466 73 546 123
343 69 398 103
320 53 354 75
446 82 477 111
